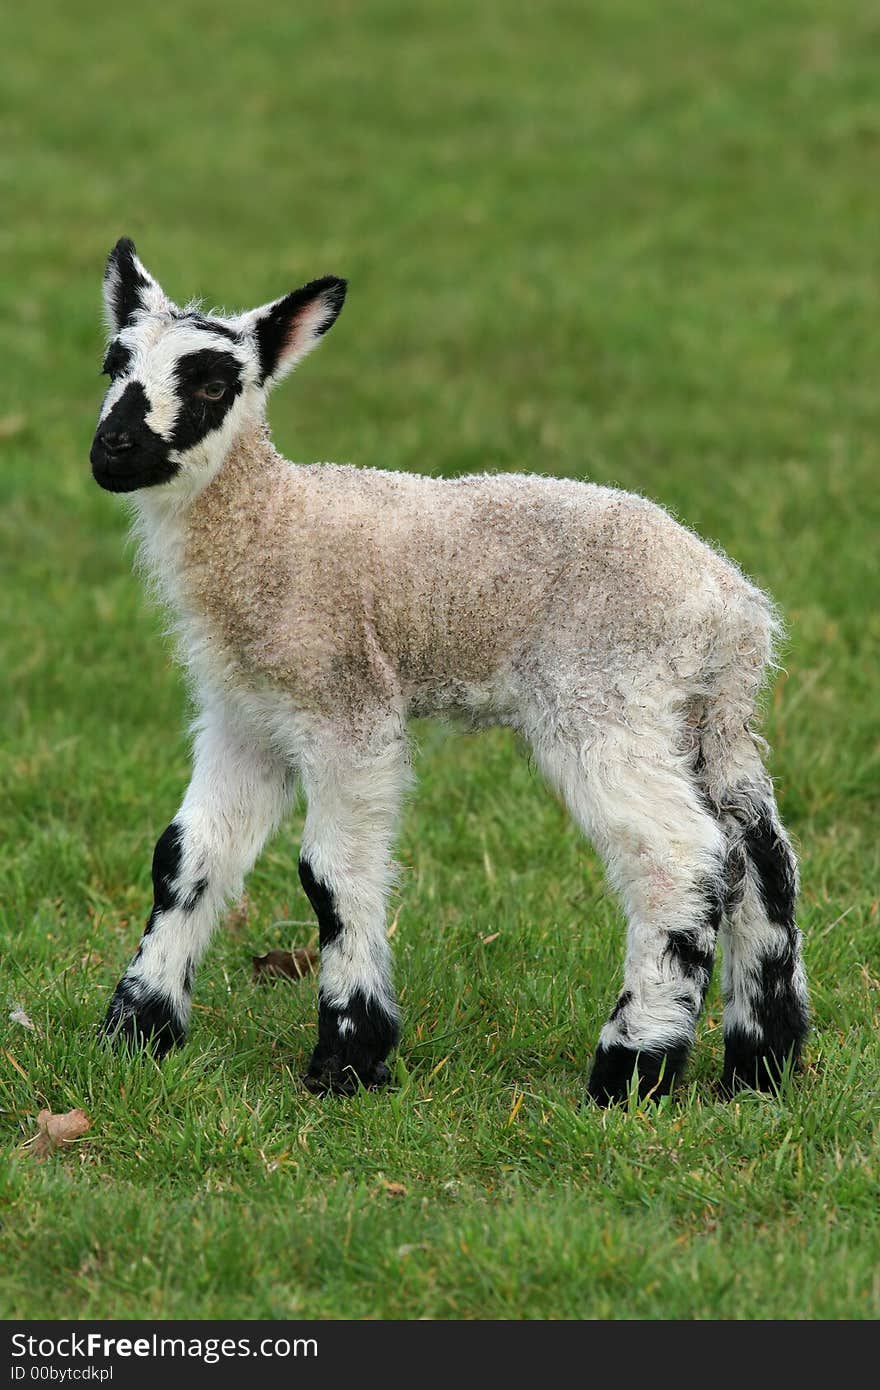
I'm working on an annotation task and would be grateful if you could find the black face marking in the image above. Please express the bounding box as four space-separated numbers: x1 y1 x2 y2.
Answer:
169 348 243 452
255 275 346 384
299 857 344 948
91 332 245 491
588 1040 690 1106
105 237 151 331
101 340 133 381
90 381 179 492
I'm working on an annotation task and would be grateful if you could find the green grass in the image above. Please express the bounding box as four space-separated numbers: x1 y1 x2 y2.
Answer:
2 0 879 1320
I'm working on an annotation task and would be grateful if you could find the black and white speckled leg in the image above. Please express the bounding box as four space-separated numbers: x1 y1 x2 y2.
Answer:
719 788 808 1093
104 709 290 1055
297 727 409 1095
532 726 726 1106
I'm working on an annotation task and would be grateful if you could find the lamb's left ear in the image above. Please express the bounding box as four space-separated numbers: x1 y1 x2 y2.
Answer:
244 276 347 386
103 237 175 334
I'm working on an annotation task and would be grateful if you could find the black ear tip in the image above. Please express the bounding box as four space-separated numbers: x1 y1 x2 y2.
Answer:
302 276 347 334
320 275 347 308
108 236 137 266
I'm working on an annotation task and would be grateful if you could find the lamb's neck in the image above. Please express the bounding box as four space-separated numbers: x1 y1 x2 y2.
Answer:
130 419 284 613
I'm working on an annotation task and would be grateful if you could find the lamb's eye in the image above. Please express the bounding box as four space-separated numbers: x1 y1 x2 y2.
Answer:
195 381 227 402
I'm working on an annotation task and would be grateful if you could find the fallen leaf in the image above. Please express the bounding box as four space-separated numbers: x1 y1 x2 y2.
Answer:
383 1181 407 1197
9 1005 36 1033
27 1108 91 1160
251 947 318 984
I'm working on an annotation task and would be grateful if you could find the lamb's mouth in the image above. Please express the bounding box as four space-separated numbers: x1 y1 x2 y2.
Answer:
90 441 180 493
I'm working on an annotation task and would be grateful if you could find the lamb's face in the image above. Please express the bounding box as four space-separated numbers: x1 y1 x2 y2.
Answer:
91 313 256 494
91 238 346 496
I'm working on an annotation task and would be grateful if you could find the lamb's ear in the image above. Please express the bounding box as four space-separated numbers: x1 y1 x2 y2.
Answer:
102 237 174 334
245 276 347 386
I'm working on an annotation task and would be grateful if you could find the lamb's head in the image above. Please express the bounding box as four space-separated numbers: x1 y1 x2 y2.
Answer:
90 238 346 495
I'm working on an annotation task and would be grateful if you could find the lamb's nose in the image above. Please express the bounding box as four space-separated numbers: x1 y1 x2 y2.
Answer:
101 430 133 456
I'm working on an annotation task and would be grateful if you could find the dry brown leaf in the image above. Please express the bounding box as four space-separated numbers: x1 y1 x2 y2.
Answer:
383 1181 408 1197
28 1107 91 1160
251 947 318 984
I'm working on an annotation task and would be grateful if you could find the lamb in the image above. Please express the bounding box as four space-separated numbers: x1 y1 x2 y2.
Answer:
90 238 809 1103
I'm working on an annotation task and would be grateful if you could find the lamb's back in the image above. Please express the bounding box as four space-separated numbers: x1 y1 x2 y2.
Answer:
296 466 760 685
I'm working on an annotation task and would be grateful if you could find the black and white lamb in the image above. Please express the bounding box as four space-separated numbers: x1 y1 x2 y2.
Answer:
90 239 808 1103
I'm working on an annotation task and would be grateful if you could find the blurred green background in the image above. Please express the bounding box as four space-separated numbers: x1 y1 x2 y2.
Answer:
1 0 878 1319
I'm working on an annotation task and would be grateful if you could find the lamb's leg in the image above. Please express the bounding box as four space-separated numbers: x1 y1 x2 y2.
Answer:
104 711 291 1054
719 785 808 1092
298 729 410 1094
534 728 727 1104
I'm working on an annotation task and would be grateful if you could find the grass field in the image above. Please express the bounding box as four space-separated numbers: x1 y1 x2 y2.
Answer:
2 0 879 1320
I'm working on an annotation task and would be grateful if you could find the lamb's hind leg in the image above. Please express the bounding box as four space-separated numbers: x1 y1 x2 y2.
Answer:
536 728 727 1104
718 782 809 1092
104 709 291 1053
298 726 410 1095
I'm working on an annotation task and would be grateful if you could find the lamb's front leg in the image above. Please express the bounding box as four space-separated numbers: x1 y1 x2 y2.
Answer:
104 712 291 1054
298 730 410 1095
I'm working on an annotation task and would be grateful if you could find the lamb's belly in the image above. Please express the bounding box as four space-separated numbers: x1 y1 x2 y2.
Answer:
406 667 519 723
387 624 528 723
380 574 543 697
184 562 536 735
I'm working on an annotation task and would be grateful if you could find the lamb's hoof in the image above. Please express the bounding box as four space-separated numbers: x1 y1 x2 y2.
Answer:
103 981 186 1058
587 1042 687 1107
720 1042 801 1097
302 1051 391 1096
